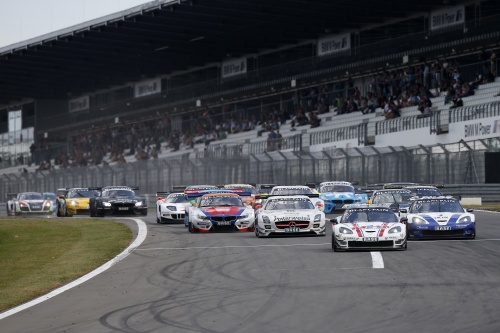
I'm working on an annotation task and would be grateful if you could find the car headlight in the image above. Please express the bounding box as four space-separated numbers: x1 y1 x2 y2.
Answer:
196 214 210 220
166 205 176 211
45 201 52 207
458 215 472 223
389 226 402 233
411 216 427 224
339 226 353 234
262 216 271 224
135 202 143 207
314 214 321 222
70 200 78 206
102 202 111 207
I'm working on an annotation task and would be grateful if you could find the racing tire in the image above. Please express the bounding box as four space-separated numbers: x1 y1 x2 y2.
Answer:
90 204 96 217
188 222 193 233
156 216 161 224
332 235 340 252
401 239 408 251
65 208 73 217
56 205 62 217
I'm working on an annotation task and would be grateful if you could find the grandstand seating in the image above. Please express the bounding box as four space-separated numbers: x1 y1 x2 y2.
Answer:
2 76 500 175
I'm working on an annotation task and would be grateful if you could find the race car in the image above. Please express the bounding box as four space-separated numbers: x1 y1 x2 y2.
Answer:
223 184 258 208
317 181 368 213
183 185 219 197
56 188 99 217
89 186 147 217
43 192 59 213
156 192 190 223
186 192 255 232
6 192 56 216
366 188 413 214
267 185 324 211
254 195 326 237
331 204 407 251
404 185 443 198
401 196 475 239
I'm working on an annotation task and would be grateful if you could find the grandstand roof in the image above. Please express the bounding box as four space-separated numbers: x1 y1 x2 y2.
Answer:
0 0 469 105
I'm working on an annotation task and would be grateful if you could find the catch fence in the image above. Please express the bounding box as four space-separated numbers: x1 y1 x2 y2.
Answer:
2 138 499 202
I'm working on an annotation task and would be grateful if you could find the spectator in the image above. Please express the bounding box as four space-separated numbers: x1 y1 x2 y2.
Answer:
449 95 463 110
308 111 321 128
276 130 283 150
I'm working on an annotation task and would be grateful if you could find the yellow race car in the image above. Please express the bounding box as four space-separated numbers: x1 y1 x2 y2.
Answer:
57 187 99 217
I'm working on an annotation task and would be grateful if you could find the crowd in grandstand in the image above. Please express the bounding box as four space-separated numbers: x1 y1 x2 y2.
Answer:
23 55 498 171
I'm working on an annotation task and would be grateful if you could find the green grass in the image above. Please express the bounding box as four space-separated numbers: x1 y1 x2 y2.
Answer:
0 218 132 312
464 203 500 212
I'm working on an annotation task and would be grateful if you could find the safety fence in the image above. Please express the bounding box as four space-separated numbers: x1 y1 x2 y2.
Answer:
2 137 499 203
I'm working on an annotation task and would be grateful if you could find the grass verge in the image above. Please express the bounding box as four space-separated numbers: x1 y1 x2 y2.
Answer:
0 218 132 312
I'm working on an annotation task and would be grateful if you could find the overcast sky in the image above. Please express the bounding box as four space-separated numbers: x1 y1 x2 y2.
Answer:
0 0 154 48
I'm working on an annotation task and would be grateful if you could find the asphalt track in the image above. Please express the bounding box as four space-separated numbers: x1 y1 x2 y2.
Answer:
1 211 500 333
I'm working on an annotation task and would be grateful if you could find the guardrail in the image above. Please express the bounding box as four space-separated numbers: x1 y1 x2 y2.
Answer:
376 114 433 135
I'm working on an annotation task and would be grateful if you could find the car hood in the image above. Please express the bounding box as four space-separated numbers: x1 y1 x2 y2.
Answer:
409 212 474 224
320 192 356 199
262 210 317 222
201 206 246 216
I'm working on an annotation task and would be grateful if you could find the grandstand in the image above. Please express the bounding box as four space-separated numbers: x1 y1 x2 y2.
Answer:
1 0 500 194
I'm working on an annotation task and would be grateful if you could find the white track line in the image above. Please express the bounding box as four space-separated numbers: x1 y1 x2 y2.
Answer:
371 252 385 269
0 218 147 320
136 243 332 251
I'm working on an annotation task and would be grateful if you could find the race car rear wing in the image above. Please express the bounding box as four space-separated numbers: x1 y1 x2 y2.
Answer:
255 193 320 199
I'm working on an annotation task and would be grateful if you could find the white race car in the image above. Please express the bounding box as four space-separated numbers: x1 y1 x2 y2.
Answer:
331 204 407 251
255 195 326 237
156 192 190 223
268 185 324 211
6 192 56 216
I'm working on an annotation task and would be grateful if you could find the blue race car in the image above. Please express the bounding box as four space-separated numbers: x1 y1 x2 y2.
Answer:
401 196 475 239
317 181 368 213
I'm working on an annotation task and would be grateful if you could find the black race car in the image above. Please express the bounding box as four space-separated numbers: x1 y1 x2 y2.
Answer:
89 186 147 217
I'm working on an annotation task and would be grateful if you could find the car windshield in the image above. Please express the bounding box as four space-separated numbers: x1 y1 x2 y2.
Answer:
271 188 312 195
258 186 275 194
265 198 314 210
104 190 135 197
20 193 44 200
373 191 412 204
226 186 257 194
68 190 98 198
200 196 243 207
344 209 398 223
166 195 189 203
44 193 57 201
320 185 354 193
410 200 464 213
413 188 442 197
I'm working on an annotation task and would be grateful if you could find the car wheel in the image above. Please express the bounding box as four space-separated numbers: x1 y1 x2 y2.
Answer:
65 208 73 217
188 222 193 233
401 239 408 251
90 203 95 217
56 205 62 217
332 234 339 252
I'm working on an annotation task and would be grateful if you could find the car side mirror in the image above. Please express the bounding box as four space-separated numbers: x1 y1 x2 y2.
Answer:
400 208 408 214
330 218 338 225
255 204 262 209
157 197 163 201
467 208 474 213
400 217 408 224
